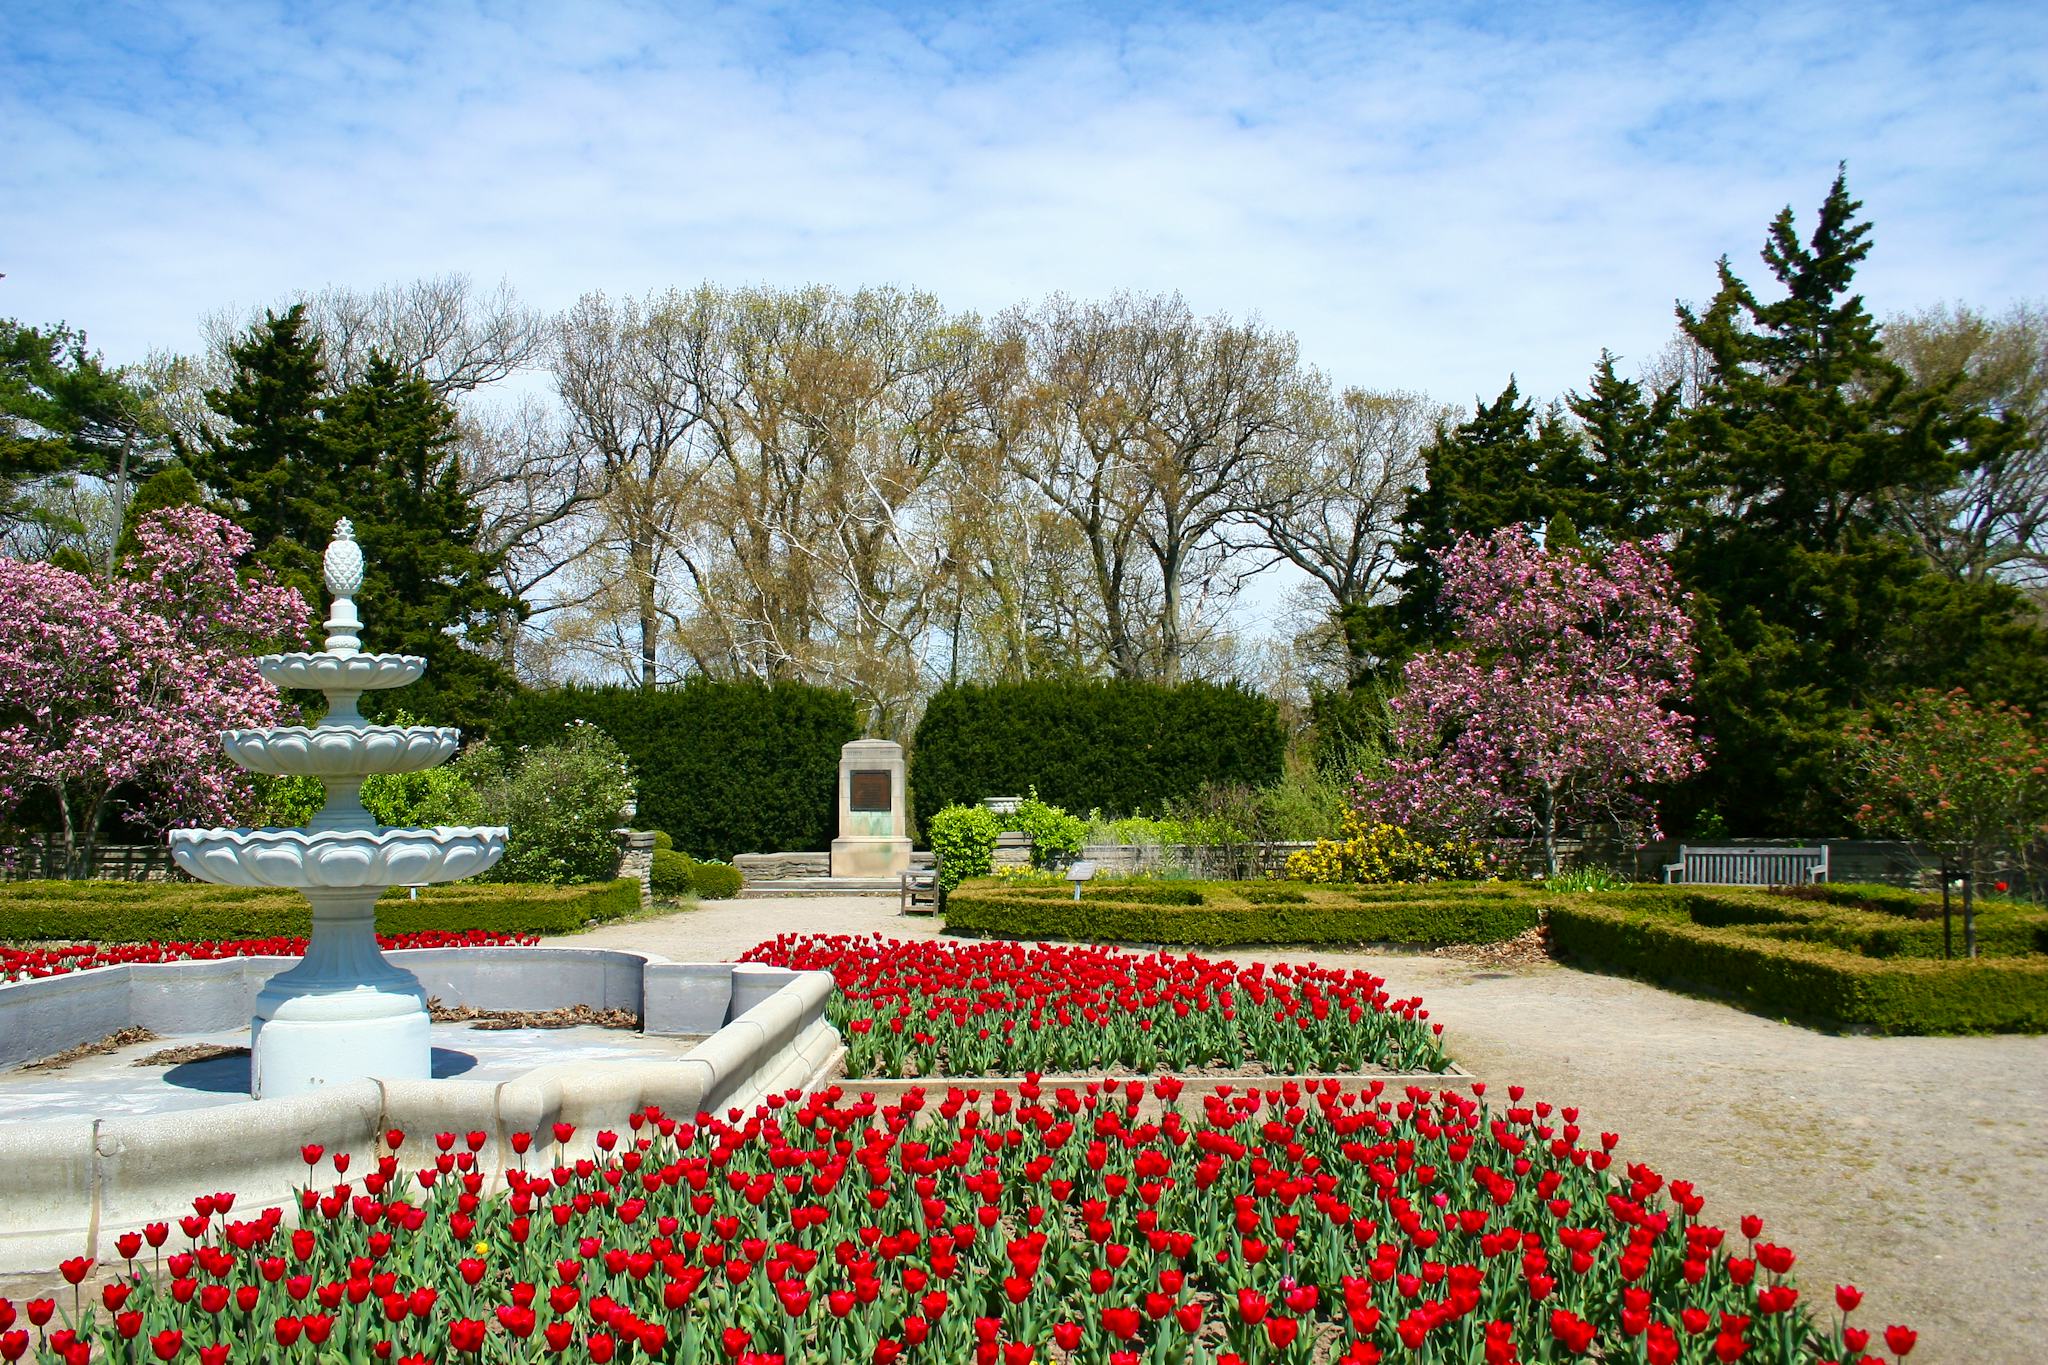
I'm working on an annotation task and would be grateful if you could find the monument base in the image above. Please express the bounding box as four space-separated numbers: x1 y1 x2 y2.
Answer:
831 836 911 878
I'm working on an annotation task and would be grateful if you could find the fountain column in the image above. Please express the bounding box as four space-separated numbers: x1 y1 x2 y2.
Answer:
170 521 508 1097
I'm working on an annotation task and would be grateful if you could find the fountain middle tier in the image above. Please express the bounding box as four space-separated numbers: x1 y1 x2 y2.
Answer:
169 826 507 888
223 724 461 776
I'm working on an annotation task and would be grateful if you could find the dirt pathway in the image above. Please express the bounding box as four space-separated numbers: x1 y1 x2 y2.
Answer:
554 895 2047 1363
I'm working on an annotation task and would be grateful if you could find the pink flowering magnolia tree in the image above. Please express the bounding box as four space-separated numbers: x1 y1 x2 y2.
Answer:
1362 526 1705 875
0 507 310 875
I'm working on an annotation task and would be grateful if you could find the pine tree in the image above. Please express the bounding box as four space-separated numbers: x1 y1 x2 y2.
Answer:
195 318 520 734
1567 350 1686 538
1669 169 2046 831
1352 380 1588 672
192 305 345 593
113 461 209 560
322 353 519 731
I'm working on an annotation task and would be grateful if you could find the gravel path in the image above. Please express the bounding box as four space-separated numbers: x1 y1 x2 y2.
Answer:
553 895 2048 1364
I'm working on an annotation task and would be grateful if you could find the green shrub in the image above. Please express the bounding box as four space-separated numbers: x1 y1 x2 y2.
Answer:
650 831 674 852
0 879 642 941
1013 789 1086 869
500 681 859 862
1545 891 2048 1033
649 848 694 896
687 860 743 900
925 804 1001 891
910 679 1284 826
1286 813 1492 884
944 879 1536 946
477 721 635 885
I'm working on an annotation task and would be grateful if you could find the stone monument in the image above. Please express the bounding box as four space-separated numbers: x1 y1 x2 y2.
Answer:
168 520 508 1098
829 738 911 878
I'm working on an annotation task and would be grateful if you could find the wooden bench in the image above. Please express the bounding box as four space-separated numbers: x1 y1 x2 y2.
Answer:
900 851 943 915
1662 845 1829 886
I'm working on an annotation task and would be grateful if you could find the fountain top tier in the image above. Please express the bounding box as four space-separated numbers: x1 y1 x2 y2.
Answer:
169 520 507 889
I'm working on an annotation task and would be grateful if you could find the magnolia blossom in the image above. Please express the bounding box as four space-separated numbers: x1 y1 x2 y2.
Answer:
1363 526 1705 872
0 508 310 869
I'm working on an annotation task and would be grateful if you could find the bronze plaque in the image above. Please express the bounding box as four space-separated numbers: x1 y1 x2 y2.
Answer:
849 769 892 812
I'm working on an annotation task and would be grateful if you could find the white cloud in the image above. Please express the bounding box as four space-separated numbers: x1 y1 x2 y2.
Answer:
2 0 2043 409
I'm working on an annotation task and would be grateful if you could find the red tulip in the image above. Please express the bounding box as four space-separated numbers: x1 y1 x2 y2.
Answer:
1884 1325 1917 1357
150 1330 184 1362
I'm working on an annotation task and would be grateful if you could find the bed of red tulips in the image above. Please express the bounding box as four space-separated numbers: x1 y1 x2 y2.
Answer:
0 932 537 984
0 1079 1911 1365
739 935 1448 1077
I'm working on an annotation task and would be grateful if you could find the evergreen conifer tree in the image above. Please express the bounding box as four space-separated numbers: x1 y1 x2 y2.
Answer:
322 353 519 730
1567 350 1687 538
1354 380 1587 670
1670 168 2045 831
195 316 519 733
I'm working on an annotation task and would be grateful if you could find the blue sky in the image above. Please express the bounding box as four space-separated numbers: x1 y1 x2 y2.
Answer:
2 0 2043 405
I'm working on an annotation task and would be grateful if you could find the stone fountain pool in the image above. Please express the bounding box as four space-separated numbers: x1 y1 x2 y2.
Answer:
0 522 842 1274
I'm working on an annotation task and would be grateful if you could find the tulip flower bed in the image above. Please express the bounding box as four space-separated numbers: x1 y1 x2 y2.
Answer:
0 931 537 984
741 935 1449 1077
0 1081 1912 1365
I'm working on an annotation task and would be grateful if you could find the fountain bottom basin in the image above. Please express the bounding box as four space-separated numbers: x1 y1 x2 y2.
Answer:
0 948 842 1274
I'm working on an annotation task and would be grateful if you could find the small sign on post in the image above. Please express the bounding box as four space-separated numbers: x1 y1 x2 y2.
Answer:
1066 859 1097 902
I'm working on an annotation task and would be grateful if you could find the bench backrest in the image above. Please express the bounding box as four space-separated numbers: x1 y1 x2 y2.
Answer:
1672 845 1828 886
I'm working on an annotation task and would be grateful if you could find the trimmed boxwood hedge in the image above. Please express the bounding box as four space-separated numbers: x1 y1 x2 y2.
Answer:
0 879 643 942
909 679 1284 827
943 879 1538 947
500 680 860 862
1544 891 2048 1033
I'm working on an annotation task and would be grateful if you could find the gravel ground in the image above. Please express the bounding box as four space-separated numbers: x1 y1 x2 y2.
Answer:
553 894 2048 1364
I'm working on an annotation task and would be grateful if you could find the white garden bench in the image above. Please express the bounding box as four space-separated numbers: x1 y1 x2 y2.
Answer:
1662 845 1829 886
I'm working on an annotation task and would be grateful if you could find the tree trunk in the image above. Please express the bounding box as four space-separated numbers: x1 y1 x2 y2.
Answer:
1542 784 1560 879
630 533 658 689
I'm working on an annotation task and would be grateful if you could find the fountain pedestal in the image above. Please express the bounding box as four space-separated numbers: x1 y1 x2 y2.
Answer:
170 520 507 1097
249 890 431 1094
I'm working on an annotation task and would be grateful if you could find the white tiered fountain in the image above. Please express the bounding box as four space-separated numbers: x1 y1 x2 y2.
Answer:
170 520 508 1098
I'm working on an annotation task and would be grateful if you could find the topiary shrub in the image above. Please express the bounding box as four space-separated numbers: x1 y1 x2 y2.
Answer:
1013 789 1086 869
650 831 674 852
649 848 693 896
926 804 1001 891
688 860 744 900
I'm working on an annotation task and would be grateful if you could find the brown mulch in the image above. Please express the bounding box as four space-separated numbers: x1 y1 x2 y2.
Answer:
19 1026 159 1072
135 1043 248 1067
425 999 639 1031
1423 923 1557 968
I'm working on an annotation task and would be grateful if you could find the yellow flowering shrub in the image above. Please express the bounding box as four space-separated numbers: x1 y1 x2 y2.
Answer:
1285 812 1491 884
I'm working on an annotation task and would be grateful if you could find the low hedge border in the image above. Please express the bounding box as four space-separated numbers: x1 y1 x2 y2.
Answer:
0 879 644 942
1544 894 2048 1033
944 881 1538 947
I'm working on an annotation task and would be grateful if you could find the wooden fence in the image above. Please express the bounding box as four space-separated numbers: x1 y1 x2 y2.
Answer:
1 840 192 883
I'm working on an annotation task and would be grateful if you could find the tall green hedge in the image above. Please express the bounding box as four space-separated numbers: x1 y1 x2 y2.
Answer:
910 679 1284 826
500 681 859 861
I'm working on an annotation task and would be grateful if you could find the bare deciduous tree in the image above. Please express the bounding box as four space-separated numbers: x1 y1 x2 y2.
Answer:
1240 386 1450 678
1882 301 2048 591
